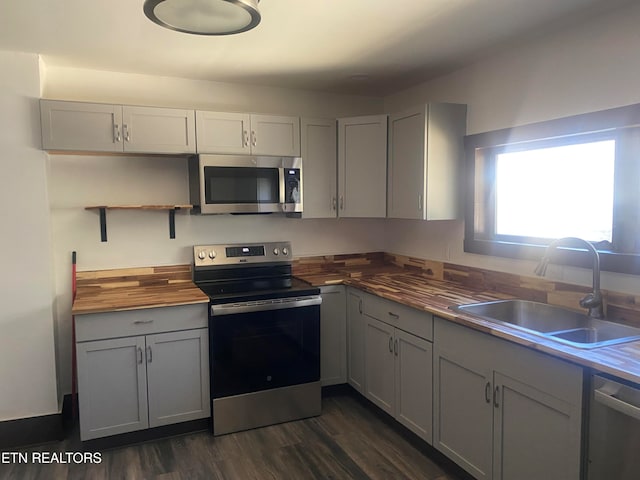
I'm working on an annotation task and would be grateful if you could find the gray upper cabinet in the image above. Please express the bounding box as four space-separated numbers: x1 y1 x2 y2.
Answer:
433 317 583 480
120 106 196 154
40 100 196 154
301 117 338 218
195 111 301 156
387 103 466 220
41 100 124 152
337 115 388 218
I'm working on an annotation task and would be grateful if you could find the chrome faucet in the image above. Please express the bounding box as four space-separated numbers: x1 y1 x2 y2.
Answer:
534 237 604 319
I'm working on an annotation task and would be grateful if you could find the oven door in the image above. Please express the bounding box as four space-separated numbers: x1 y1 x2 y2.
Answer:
210 296 321 399
198 155 302 214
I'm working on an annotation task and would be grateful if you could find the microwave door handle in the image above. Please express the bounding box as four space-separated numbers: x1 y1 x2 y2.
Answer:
279 168 286 207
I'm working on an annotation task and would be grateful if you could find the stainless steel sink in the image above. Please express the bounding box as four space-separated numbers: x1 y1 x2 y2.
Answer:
450 299 640 349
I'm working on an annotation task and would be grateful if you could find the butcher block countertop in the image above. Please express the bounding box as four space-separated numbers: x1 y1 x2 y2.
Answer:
294 255 640 385
71 264 208 315
71 257 640 384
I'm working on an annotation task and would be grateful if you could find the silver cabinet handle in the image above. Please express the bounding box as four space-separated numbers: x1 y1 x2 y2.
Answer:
251 130 256 147
358 299 362 314
146 346 152 363
388 336 393 353
418 193 423 211
485 381 491 403
133 320 154 325
339 196 344 210
123 124 131 142
114 124 121 142
494 385 500 408
388 311 399 319
332 196 337 211
137 347 143 364
394 339 398 356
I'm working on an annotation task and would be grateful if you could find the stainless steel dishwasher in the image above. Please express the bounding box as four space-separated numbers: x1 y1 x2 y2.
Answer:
588 373 640 480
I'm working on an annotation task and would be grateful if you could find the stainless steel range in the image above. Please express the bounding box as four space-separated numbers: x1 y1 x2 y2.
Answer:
193 241 322 436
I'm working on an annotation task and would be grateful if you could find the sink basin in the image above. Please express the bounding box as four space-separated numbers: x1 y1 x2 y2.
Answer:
450 299 640 349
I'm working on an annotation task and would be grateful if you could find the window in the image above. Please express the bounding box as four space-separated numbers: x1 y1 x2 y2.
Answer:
464 104 640 274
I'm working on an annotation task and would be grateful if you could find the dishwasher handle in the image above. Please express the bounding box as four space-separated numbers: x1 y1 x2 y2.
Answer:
594 387 640 421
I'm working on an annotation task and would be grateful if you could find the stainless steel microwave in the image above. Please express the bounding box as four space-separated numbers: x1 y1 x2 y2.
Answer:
188 155 303 214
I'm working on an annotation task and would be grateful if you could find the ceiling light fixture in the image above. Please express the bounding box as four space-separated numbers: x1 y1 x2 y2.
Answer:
143 0 261 36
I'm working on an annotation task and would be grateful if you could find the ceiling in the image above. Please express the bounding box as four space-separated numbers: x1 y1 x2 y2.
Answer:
0 0 632 96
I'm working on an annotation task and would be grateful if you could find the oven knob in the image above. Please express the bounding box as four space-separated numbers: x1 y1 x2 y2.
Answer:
273 248 279 256
282 247 289 256
198 251 206 260
208 250 217 259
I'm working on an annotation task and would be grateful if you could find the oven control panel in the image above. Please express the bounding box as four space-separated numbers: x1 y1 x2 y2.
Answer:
194 241 292 266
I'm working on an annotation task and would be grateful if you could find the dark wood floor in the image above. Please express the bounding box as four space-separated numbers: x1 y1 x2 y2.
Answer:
1 392 462 480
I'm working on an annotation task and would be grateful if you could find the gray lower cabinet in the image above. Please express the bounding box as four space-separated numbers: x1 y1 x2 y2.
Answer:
346 288 365 393
433 317 583 480
320 286 347 386
362 292 434 443
76 336 149 440
75 304 209 441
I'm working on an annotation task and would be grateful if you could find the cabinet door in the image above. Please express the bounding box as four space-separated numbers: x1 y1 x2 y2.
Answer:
493 372 581 480
424 103 466 220
433 345 493 480
320 286 347 386
250 114 301 156
388 106 426 219
146 328 210 428
395 329 433 443
195 111 251 154
122 106 196 154
76 336 148 440
337 115 388 218
40 100 123 152
347 289 365 394
364 315 395 416
301 118 338 218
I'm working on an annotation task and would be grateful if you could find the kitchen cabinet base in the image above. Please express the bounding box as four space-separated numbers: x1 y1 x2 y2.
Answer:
82 417 210 451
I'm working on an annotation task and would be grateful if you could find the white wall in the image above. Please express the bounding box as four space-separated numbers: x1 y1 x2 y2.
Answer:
0 51 58 421
42 66 383 118
383 1 640 294
44 67 387 395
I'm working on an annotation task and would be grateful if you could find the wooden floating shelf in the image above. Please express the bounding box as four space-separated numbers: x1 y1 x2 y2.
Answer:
85 205 193 242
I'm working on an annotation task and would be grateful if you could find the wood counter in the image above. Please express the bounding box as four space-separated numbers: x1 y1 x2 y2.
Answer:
71 264 208 315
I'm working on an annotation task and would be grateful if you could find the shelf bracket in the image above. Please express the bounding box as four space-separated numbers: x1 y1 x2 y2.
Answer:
169 209 176 239
99 207 107 242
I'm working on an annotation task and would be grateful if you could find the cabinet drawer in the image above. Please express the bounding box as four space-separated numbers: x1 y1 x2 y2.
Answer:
363 292 433 341
76 303 208 342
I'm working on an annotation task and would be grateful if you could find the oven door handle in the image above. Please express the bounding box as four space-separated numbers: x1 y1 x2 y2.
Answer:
211 295 322 316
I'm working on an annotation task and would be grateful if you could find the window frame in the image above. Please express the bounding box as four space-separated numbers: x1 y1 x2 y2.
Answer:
464 103 640 275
